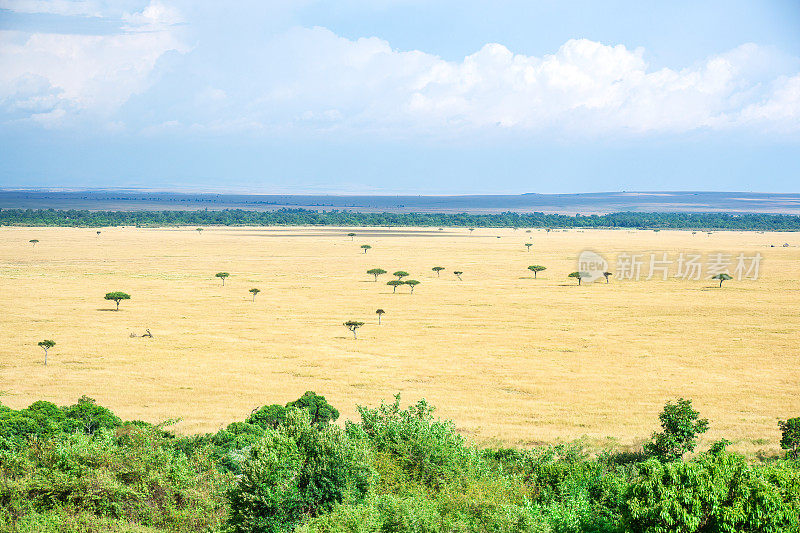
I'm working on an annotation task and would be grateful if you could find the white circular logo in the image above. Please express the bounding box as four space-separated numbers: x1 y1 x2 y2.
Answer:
577 250 608 283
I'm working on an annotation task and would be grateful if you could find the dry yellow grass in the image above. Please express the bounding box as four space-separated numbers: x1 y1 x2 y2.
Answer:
1 226 798 455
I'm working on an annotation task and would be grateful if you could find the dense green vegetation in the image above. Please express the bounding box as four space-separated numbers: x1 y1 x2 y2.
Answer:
0 394 798 533
2 208 800 230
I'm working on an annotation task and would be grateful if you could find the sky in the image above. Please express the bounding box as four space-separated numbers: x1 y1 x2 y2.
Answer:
0 0 799 194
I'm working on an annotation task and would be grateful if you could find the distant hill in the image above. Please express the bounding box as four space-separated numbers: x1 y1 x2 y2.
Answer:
1 189 799 215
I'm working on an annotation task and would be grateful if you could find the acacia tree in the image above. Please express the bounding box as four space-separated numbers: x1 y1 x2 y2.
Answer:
196 228 203 235
603 271 613 283
360 244 371 254
96 231 101 237
568 272 587 285
432 266 445 277
387 280 403 293
528 265 546 278
29 239 38 247
525 243 533 252
393 271 409 280
215 272 230 286
367 268 387 281
249 288 261 301
644 398 709 461
712 273 732 287
38 339 55 366
104 291 131 311
344 320 364 339
375 309 385 324
405 280 420 294
347 232 356 241
453 270 463 281
468 228 475 233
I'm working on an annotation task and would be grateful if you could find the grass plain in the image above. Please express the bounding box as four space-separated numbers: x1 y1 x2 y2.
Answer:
0 226 798 455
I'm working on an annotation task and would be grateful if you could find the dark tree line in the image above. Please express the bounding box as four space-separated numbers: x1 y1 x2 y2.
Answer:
2 208 800 230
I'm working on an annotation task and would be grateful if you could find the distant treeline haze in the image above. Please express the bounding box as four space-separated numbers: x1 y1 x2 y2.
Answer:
2 208 800 230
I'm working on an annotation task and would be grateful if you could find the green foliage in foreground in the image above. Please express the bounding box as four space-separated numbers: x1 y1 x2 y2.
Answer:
0 394 798 533
4 208 800 231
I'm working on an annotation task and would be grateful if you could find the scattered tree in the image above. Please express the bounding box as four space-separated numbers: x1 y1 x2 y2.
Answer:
375 309 385 324
360 244 371 254
712 273 732 287
96 231 101 236
453 270 463 281
29 239 38 247
196 228 203 234
525 243 533 252
645 398 709 461
568 271 588 285
104 291 131 311
215 272 230 286
603 271 613 283
38 339 55 366
344 320 365 339
432 266 445 277
387 280 403 293
249 288 261 301
528 265 546 278
468 228 475 233
779 417 800 459
367 268 387 281
347 232 356 241
405 280 420 294
393 271 409 280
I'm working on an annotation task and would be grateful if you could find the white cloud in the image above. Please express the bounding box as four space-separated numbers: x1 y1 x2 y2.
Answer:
0 1 189 126
0 11 798 138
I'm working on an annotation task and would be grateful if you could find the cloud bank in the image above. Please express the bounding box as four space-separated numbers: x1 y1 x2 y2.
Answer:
1 1 798 138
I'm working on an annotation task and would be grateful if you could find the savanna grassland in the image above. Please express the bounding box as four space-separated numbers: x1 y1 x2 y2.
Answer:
1 226 798 454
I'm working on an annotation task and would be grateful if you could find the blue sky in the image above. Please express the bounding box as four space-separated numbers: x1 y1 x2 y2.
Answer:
1 0 799 193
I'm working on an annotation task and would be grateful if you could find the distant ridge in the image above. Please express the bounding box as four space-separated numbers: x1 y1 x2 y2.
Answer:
1 189 799 215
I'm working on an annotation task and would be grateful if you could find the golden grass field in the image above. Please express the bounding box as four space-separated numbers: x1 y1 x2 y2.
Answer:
1 225 798 455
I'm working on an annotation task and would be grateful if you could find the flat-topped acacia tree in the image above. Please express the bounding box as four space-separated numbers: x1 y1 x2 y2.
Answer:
367 268 387 281
568 272 588 285
38 339 55 366
712 273 733 287
393 271 409 280
96 231 101 236
432 266 445 277
344 320 364 339
453 270 463 281
29 239 39 247
603 271 613 283
468 228 475 233
375 309 385 324
105 291 131 310
215 272 230 286
360 244 371 254
387 280 403 293
405 280 420 294
249 288 260 301
347 232 356 241
196 228 203 234
528 265 546 278
525 243 533 252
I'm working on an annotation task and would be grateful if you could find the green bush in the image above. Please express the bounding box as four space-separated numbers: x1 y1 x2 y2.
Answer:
0 424 231 532
779 417 800 459
644 398 708 461
623 452 800 532
228 409 376 533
